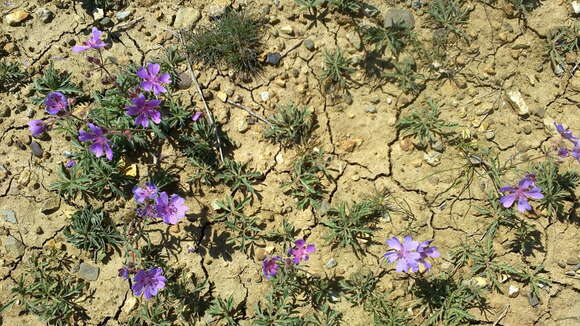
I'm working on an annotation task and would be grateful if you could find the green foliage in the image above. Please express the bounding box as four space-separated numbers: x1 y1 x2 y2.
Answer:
264 104 315 147
0 60 26 92
321 47 355 93
339 270 378 305
208 295 242 326
427 0 471 42
186 9 263 76
360 20 416 58
396 99 457 148
32 64 82 104
217 159 262 199
322 200 380 252
364 293 411 326
214 195 263 255
546 24 579 75
253 293 302 326
384 61 424 94
63 206 123 261
305 304 343 326
531 160 579 219
127 296 173 326
507 0 542 15
11 249 89 326
283 149 332 209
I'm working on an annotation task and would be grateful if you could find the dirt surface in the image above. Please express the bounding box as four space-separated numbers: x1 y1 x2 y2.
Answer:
0 0 579 325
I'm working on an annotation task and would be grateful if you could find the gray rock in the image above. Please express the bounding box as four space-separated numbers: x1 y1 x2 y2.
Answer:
174 8 201 30
0 106 10 117
423 151 442 166
177 71 192 90
35 8 54 23
238 120 249 133
78 263 100 281
5 235 25 257
303 39 315 51
316 200 331 217
115 10 134 22
41 197 60 215
365 105 377 113
527 292 539 307
431 140 445 152
1 209 17 224
324 258 337 269
384 8 415 29
30 141 43 157
99 17 114 28
26 108 35 118
485 130 495 140
265 53 282 66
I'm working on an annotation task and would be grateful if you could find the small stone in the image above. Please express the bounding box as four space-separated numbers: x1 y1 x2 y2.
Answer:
340 138 363 153
177 71 192 90
572 1 580 14
5 235 25 257
99 17 114 28
255 248 266 261
423 152 442 166
123 296 138 313
365 105 377 113
93 8 104 20
238 120 249 133
384 8 415 29
35 226 43 235
303 39 315 51
265 53 282 66
316 200 331 217
431 140 445 152
260 91 270 102
207 4 226 18
30 141 43 158
115 9 134 22
173 8 201 30
485 130 495 140
41 197 60 215
527 292 540 307
78 263 100 281
211 199 222 211
462 277 488 288
346 32 362 50
508 285 520 298
216 91 228 103
1 209 17 224
280 25 293 35
35 8 54 23
324 258 337 269
506 89 529 116
4 9 30 26
386 98 393 104
566 257 580 265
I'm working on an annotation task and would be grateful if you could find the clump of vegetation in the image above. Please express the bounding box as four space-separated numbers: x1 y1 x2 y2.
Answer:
396 99 457 148
63 206 123 261
264 104 315 146
384 61 425 94
0 60 26 92
186 9 264 76
10 249 89 326
217 159 262 199
284 149 332 209
322 200 381 252
546 24 579 75
321 47 355 93
507 0 542 16
360 20 417 58
530 160 579 220
31 64 82 104
427 0 471 42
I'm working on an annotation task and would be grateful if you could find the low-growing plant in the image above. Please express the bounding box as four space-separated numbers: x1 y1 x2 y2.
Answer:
253 292 302 325
63 206 123 261
507 0 542 16
360 19 416 58
364 293 411 326
217 159 262 199
208 295 242 326
11 249 89 326
186 9 264 77
427 0 471 43
546 24 579 75
396 99 457 148
339 270 378 305
283 149 332 209
530 160 579 219
264 104 315 146
384 61 425 94
305 304 343 326
322 200 379 252
31 64 82 104
0 60 26 92
321 47 355 93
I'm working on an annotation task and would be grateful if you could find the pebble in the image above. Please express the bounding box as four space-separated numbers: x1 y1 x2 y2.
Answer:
566 257 580 265
316 200 331 217
324 258 337 269
115 9 134 22
4 9 29 26
35 8 54 23
41 197 60 215
265 53 282 66
30 141 43 157
280 25 293 35
78 262 100 281
462 277 488 288
1 209 17 224
260 91 270 102
485 130 495 140
238 120 249 133
365 105 377 113
508 285 520 298
255 248 266 261
572 1 580 14
423 152 442 167
216 91 228 103
93 8 104 20
303 39 315 51
35 226 43 235
173 8 201 30
431 140 445 152
527 292 540 307
340 138 363 152
177 71 192 90
26 108 35 118
5 235 25 257
384 8 414 29
506 89 529 116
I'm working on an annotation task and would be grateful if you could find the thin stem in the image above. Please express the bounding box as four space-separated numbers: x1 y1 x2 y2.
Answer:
226 100 272 125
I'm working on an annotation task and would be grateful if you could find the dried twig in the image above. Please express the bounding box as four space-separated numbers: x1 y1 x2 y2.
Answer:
177 30 225 163
492 304 509 326
226 100 271 125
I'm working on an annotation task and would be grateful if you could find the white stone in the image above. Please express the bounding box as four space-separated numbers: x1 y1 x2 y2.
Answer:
506 89 529 116
260 91 270 102
280 25 293 35
93 8 104 20
423 151 441 167
508 285 520 298
572 1 580 14
216 91 228 103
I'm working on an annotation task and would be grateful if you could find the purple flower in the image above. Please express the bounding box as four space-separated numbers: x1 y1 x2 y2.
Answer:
155 192 188 224
554 123 579 143
136 63 171 96
28 120 46 137
44 91 68 115
415 240 440 271
118 268 129 280
78 123 113 160
125 94 162 128
288 239 316 265
72 27 108 53
65 160 76 168
384 236 421 273
499 175 544 212
136 204 157 219
262 256 281 280
192 112 203 121
131 267 166 300
572 142 580 162
133 182 158 203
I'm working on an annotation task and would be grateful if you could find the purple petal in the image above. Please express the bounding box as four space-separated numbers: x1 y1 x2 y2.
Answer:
499 186 516 193
72 45 90 53
158 73 171 84
306 244 316 253
384 251 398 263
402 235 418 251
136 68 149 79
140 81 154 92
78 130 94 142
104 144 113 160
386 237 402 251
89 143 104 157
147 63 160 75
524 188 544 200
499 193 516 208
295 239 305 248
516 197 531 212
